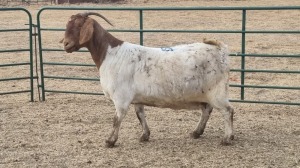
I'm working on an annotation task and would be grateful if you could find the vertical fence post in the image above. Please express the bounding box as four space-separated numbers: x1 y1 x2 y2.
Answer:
32 24 41 101
139 10 143 46
28 16 34 102
24 8 34 102
241 9 246 100
37 10 46 101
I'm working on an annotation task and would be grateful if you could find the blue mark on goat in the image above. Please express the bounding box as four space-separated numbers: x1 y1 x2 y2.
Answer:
161 47 174 52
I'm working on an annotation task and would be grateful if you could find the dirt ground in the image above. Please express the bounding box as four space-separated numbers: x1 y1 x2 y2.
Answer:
1 0 300 167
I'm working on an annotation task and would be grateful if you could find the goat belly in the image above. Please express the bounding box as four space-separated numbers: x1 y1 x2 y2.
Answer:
131 79 209 110
132 97 206 110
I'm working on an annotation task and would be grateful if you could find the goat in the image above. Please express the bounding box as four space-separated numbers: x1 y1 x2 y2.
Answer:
62 12 234 148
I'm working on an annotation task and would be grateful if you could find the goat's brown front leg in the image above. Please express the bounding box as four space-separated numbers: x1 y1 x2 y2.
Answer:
106 105 128 148
135 104 150 142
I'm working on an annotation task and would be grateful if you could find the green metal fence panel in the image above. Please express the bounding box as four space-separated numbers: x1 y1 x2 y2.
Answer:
0 8 34 102
37 6 300 105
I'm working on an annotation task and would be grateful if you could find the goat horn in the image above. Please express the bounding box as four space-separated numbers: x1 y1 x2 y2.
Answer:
81 12 114 26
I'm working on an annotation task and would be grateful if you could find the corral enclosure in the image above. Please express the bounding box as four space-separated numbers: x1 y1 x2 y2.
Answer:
1 0 300 167
36 6 300 104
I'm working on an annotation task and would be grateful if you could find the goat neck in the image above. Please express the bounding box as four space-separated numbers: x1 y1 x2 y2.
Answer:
86 22 123 69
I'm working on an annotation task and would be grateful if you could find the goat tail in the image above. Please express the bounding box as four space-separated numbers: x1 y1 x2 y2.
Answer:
203 38 227 50
203 38 230 70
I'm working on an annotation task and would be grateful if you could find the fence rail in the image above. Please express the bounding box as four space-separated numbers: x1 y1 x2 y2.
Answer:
0 8 34 101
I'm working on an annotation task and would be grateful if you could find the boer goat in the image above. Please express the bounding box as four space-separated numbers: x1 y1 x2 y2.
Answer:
62 12 234 148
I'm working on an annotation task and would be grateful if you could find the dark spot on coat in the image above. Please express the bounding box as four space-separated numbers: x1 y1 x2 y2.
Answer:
138 55 142 61
144 64 152 77
184 76 196 82
207 69 217 74
147 57 152 61
146 68 150 76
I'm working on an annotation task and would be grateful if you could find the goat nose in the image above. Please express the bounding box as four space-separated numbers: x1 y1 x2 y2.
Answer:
64 41 69 47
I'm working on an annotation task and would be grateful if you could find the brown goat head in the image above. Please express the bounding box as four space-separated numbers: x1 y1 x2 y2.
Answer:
62 12 113 53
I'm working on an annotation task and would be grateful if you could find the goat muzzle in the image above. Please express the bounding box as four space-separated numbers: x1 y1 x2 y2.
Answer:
64 41 76 53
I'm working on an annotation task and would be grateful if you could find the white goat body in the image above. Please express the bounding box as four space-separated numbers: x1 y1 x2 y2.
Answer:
100 42 229 110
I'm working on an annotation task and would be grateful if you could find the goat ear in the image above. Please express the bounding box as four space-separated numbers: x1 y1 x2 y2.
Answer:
79 18 94 45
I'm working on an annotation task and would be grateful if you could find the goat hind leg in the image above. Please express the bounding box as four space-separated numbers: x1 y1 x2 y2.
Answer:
191 103 213 139
220 105 234 146
135 104 150 142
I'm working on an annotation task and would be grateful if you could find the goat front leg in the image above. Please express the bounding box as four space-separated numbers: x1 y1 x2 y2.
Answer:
106 105 129 148
191 103 213 139
135 104 150 142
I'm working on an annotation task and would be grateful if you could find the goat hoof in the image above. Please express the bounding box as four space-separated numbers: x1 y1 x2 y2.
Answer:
105 140 116 148
190 131 202 139
139 134 149 142
220 138 233 146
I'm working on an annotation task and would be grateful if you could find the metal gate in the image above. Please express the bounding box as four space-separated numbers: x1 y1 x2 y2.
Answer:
0 8 34 101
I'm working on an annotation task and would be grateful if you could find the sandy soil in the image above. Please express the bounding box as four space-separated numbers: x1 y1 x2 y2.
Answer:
0 0 300 167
